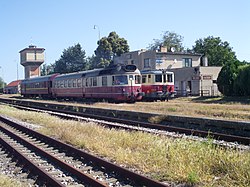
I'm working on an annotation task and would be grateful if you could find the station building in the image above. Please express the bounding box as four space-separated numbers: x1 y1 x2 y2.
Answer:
4 80 21 94
114 47 222 96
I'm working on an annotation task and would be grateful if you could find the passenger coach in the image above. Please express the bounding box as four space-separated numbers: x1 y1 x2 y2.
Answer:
21 74 58 98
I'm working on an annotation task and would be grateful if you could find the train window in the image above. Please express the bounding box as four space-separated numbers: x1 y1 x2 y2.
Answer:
148 75 152 83
90 78 93 86
135 75 141 84
64 80 67 88
102 76 107 86
69 80 73 88
113 75 128 85
73 79 77 87
167 74 173 82
155 74 162 82
142 75 147 83
129 75 133 80
93 77 97 86
82 79 85 87
125 64 136 71
77 79 82 87
85 79 88 87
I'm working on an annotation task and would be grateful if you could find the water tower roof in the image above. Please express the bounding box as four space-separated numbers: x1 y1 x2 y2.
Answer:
19 45 45 53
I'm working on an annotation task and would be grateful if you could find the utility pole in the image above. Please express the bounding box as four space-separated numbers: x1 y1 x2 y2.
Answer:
16 60 19 80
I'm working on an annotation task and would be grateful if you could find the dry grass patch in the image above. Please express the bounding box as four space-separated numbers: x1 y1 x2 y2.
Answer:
0 105 250 186
0 175 25 187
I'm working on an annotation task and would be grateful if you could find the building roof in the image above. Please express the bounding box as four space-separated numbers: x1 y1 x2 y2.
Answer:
5 80 21 87
19 45 45 53
156 51 203 56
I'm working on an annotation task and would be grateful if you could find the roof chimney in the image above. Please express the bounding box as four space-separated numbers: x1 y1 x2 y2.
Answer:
160 46 167 52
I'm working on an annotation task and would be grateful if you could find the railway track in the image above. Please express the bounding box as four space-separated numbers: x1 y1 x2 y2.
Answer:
1 99 250 146
0 115 169 187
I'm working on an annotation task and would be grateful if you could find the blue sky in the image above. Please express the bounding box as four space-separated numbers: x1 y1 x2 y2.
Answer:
0 0 249 84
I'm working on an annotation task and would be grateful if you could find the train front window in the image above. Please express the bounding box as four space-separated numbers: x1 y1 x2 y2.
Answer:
135 75 141 84
142 75 147 83
155 74 162 83
167 74 173 82
113 75 128 85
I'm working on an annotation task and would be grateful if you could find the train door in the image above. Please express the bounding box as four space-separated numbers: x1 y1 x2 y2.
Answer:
48 81 52 95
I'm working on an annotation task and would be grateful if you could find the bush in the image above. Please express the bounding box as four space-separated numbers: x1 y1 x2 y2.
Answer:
234 65 250 96
217 60 240 96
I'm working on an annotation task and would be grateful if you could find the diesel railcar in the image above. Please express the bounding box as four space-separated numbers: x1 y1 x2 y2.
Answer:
52 64 143 102
141 69 175 101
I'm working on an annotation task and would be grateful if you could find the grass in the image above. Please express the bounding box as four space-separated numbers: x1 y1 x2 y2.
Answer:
0 175 25 187
0 104 249 186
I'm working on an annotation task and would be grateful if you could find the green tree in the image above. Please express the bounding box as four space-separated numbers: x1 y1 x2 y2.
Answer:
93 31 129 68
192 36 237 66
41 64 55 76
233 64 250 96
148 31 184 52
0 77 6 93
54 43 87 73
217 60 241 96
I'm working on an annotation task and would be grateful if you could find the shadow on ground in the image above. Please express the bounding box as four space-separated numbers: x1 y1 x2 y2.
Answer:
191 96 250 105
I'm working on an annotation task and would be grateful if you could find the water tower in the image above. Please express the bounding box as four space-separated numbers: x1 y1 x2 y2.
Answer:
19 45 45 79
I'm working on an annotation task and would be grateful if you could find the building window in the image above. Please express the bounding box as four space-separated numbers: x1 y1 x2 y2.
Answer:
144 58 150 68
182 58 192 67
126 54 132 59
131 60 134 65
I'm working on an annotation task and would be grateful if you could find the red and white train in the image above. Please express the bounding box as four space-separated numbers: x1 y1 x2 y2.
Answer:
141 69 175 101
21 64 144 102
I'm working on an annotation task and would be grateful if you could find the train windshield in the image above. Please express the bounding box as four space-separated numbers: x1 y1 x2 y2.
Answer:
167 74 173 82
135 75 141 84
155 74 162 83
112 75 128 85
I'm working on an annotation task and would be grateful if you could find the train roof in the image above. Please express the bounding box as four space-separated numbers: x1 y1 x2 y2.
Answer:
21 74 59 83
54 64 140 80
140 69 173 74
